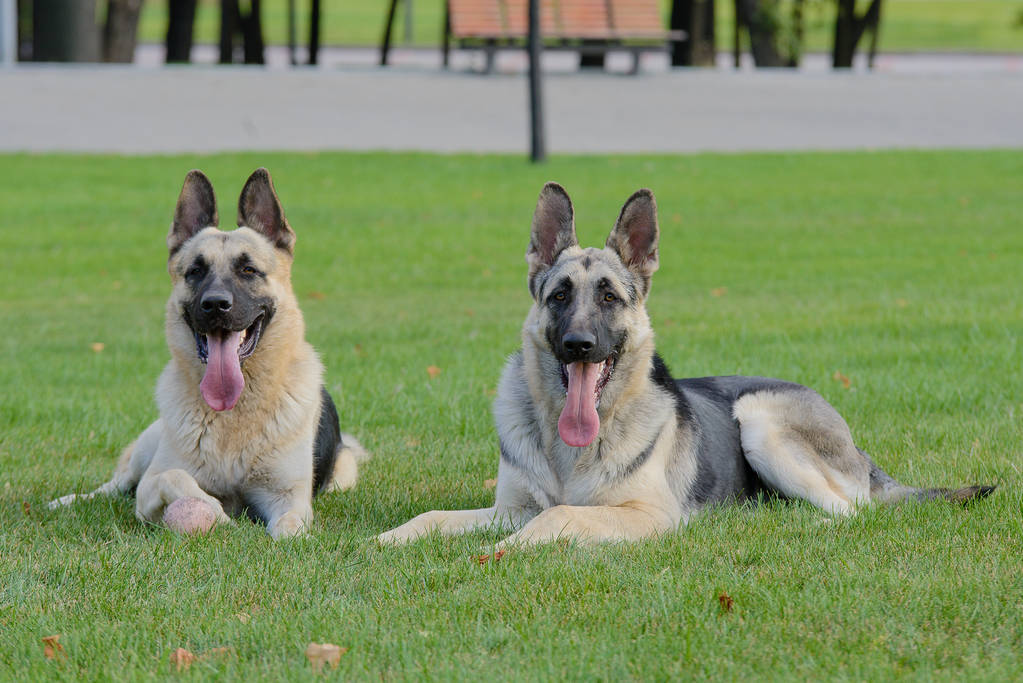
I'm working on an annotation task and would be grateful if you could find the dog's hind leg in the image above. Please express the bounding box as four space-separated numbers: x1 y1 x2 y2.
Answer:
733 390 871 516
48 420 163 509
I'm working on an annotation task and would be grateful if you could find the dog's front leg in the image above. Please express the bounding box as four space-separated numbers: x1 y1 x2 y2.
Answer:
244 479 314 539
377 507 527 544
263 493 314 540
135 468 231 527
496 501 676 548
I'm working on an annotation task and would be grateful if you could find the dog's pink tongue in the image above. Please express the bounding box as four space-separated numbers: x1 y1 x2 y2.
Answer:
558 361 602 447
199 331 244 411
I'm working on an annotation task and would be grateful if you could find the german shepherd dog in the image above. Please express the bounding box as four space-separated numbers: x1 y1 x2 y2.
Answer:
379 183 993 546
50 169 366 538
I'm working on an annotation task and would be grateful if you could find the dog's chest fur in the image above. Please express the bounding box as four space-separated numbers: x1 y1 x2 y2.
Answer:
154 351 321 499
495 351 682 509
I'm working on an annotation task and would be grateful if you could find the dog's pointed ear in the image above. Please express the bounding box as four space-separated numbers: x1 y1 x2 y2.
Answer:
237 168 295 254
168 170 218 256
526 182 578 298
606 189 659 296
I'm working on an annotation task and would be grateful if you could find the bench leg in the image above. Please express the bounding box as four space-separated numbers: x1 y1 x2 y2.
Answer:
630 49 641 75
442 1 450 68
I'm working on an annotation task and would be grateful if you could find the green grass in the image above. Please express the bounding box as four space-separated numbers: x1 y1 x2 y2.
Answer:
134 0 1023 54
1 149 1021 679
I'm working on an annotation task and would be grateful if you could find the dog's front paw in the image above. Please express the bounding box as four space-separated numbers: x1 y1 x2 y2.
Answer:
376 510 447 545
269 511 308 540
376 525 415 545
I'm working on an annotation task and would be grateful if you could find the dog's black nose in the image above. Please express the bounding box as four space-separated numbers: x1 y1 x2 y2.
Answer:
562 332 595 356
200 289 233 313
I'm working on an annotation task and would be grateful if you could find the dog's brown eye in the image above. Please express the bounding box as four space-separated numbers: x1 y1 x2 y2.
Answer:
554 291 566 301
603 292 616 303
241 266 256 275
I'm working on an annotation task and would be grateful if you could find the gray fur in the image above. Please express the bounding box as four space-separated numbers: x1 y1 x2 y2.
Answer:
378 184 994 547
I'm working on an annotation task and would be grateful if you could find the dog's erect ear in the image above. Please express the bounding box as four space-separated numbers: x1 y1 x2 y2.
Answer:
526 182 578 298
237 168 296 254
168 170 218 256
606 189 659 296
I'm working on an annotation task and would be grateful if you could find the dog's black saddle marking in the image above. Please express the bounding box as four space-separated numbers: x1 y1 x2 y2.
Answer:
312 385 342 496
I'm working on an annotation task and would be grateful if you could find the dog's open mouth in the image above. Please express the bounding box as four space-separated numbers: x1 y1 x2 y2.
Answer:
194 314 265 364
557 354 617 448
192 314 266 412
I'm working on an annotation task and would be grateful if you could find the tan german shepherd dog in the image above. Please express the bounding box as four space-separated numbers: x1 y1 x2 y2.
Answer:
50 169 366 538
379 182 993 547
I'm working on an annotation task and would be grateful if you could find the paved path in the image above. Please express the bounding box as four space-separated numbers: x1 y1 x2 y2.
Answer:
2 50 1021 154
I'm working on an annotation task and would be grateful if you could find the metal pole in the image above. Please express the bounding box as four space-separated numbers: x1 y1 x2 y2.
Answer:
380 0 399 66
527 0 546 163
0 0 15 65
286 0 296 65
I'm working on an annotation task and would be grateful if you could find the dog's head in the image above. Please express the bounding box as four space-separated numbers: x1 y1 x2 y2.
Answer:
165 168 297 412
524 183 659 448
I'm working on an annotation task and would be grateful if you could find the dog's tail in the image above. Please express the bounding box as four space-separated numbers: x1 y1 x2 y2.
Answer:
863 449 996 505
323 433 370 494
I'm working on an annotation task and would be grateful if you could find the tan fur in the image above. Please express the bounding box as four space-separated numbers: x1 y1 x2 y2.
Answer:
378 183 992 548
379 185 684 547
49 170 364 539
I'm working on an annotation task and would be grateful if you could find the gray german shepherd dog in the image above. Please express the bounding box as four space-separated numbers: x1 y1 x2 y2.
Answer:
50 169 367 538
380 183 993 546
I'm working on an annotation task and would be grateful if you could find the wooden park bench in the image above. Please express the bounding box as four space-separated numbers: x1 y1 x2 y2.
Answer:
380 0 685 74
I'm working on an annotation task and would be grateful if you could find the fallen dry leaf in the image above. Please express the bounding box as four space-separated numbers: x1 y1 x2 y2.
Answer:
307 290 326 300
353 343 366 357
710 287 728 298
718 592 734 613
236 612 251 624
42 634 64 661
170 648 195 671
833 370 851 389
305 642 347 672
426 365 441 379
90 342 105 353
895 298 908 308
22 501 30 516
476 549 506 565
483 478 497 489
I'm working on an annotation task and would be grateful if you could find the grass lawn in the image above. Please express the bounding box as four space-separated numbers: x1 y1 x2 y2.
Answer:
134 0 1023 54
1 149 1021 679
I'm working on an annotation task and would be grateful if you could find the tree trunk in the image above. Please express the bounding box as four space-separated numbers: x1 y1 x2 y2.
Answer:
33 0 100 62
833 0 881 68
220 0 264 64
166 0 197 63
736 0 783 67
220 0 238 63
671 0 715 67
240 0 264 64
103 0 143 62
